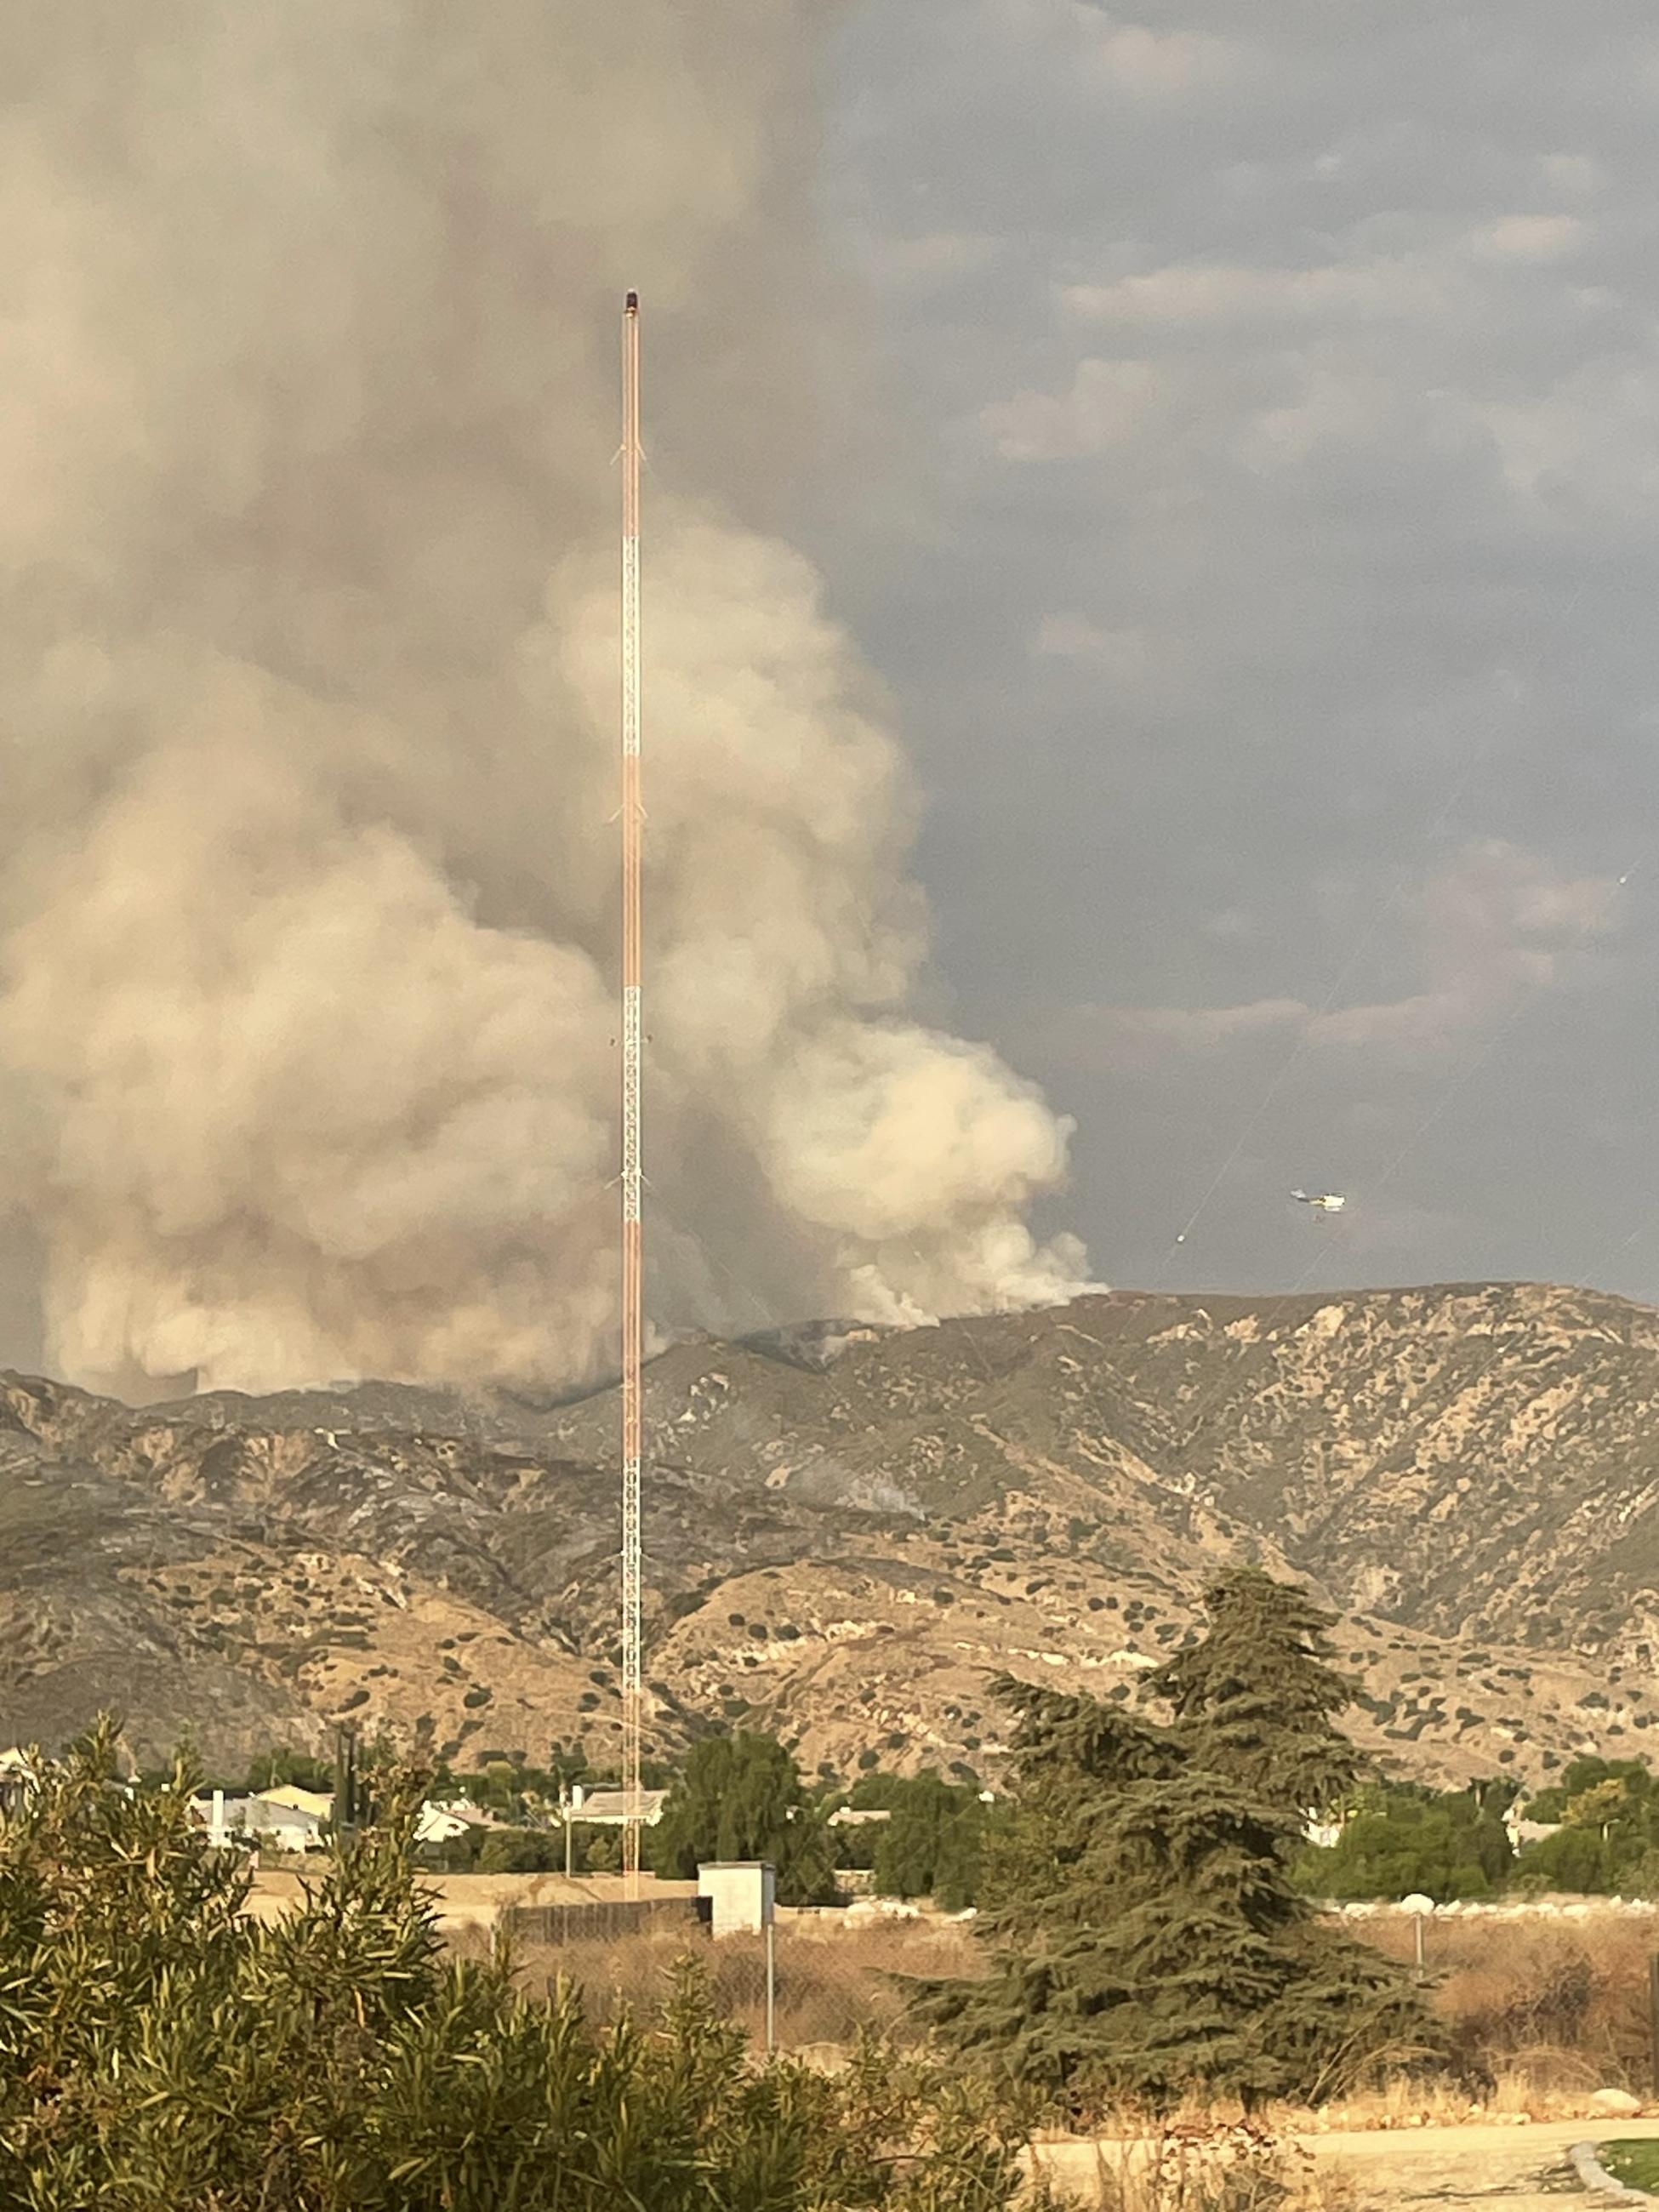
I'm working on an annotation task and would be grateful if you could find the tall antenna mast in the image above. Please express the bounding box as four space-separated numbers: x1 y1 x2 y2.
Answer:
619 289 645 1890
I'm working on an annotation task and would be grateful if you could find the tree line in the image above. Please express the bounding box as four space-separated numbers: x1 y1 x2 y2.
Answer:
1299 1755 1659 1901
212 1661 1656 1913
203 1721 995 1899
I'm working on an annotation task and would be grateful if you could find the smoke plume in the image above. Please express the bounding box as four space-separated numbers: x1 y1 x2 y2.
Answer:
0 2 1088 1398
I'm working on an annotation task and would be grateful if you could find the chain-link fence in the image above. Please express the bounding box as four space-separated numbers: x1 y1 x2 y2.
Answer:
490 1907 983 2059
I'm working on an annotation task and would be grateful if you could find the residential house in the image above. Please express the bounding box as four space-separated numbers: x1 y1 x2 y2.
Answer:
195 1792 328 1852
253 1784 333 1822
1504 1808 1563 1849
567 1785 668 1828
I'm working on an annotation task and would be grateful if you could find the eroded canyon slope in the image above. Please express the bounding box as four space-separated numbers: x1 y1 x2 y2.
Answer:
1 1281 1655 1785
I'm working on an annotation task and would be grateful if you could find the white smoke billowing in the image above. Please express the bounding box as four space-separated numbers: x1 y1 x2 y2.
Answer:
0 2 1089 1398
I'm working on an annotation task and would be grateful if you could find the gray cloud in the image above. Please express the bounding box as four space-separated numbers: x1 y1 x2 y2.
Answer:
819 0 1659 1302
1044 840 1621 1075
9 0 1659 1387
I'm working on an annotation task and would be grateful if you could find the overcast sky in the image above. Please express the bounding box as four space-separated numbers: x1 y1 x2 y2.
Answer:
5 3 1657 1385
803 0 1659 1305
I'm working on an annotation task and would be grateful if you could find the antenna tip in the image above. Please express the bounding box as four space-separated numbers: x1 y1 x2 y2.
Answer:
625 289 639 312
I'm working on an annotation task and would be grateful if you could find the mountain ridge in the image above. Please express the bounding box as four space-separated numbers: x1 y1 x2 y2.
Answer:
0 1279 1653 1785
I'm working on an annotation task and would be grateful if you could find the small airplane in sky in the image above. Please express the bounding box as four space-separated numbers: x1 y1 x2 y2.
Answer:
1291 1189 1347 1214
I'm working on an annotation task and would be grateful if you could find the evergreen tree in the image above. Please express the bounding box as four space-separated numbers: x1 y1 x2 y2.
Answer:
925 1577 1453 2114
652 1732 837 1904
1148 1567 1363 1816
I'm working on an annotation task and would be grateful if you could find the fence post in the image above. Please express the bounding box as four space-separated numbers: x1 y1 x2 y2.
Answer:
765 1919 777 2055
1401 1894 1433 1984
1649 1954 1659 2094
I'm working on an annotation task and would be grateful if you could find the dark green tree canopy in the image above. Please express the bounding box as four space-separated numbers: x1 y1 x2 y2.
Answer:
871 1772 989 1912
1295 1782 1515 1903
1512 1757 1659 1896
1148 1567 1363 1816
652 1730 837 1905
1294 1759 1659 1906
925 1576 1451 2113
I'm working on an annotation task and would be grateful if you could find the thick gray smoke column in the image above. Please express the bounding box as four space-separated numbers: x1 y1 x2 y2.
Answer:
0 2 1089 1398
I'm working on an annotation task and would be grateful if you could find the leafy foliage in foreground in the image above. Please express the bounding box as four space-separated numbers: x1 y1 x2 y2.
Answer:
0 1720 1022 2210
925 1572 1453 2114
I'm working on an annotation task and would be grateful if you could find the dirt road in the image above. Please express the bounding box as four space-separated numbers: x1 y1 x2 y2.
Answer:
1028 2117 1659 2210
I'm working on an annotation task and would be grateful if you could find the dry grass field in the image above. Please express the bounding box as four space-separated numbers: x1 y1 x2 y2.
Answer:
257 1866 1657 2126
477 1901 1658 2124
472 1913 981 2055
1354 1908 1654 2101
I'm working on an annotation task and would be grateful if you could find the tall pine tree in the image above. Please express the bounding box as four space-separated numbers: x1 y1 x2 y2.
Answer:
1149 1567 1363 1816
924 1576 1451 2113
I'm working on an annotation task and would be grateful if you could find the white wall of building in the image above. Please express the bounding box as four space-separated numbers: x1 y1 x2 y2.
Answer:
697 1861 775 1937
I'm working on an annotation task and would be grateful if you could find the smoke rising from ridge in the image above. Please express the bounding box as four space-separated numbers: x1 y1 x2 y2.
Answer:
0 2 1089 1398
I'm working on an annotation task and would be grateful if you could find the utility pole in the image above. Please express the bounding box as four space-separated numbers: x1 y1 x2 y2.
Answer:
619 289 645 1896
333 1723 359 1846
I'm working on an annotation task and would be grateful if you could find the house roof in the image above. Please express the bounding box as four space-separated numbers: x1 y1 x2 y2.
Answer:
1506 1817 1562 1844
197 1795 325 1834
445 1800 514 1830
569 1787 668 1824
254 1785 333 1819
415 1804 472 1842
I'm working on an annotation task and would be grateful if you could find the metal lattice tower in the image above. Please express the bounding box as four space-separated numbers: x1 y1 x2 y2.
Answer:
619 290 645 1890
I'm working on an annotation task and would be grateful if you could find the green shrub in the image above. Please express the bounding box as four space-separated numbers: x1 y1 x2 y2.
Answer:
475 1827 564 1874
0 1719 1023 2209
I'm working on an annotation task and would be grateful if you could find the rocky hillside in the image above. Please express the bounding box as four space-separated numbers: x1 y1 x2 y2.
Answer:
2 1280 1656 1787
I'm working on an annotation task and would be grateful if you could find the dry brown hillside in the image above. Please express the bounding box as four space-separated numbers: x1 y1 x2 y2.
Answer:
1 1280 1655 1783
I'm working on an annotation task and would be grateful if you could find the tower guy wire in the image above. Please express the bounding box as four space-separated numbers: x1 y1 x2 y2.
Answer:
619 289 644 1891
